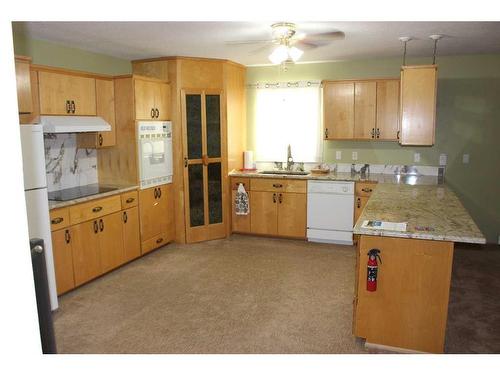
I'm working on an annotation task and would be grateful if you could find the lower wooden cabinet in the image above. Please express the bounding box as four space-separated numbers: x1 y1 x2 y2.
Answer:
354 196 370 224
122 206 141 262
51 228 75 295
250 191 278 236
98 212 125 274
71 219 101 286
277 192 307 238
139 183 174 254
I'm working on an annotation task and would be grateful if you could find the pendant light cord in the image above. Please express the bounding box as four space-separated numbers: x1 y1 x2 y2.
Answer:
432 38 438 64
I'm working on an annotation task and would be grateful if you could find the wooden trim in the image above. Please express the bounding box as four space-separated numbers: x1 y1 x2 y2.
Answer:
31 64 113 80
401 64 438 70
322 78 399 84
133 74 170 84
132 55 246 69
15 55 32 62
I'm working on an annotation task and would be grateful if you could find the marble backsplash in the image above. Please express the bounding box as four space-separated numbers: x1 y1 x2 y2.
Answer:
44 133 98 192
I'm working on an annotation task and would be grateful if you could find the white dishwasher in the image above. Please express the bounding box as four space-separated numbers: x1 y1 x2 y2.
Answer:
307 180 355 245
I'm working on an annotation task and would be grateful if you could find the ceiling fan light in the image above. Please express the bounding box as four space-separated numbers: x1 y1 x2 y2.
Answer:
288 46 303 62
269 45 288 64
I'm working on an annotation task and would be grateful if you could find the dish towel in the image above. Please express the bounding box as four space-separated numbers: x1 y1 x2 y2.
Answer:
235 183 249 215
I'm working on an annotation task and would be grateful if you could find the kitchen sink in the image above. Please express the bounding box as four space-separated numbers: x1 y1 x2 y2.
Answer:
261 170 310 176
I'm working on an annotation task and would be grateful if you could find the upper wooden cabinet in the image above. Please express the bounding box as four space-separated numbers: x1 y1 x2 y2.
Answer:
323 79 400 141
399 65 438 146
324 81 355 139
15 56 33 114
134 77 171 120
38 71 96 115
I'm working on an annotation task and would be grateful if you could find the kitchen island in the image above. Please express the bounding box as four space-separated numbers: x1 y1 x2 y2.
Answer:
352 183 485 353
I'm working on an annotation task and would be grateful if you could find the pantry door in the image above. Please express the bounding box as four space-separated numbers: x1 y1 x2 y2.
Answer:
181 89 226 243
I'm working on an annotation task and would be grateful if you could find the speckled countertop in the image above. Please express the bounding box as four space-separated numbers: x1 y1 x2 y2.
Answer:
48 185 138 210
229 170 441 185
353 184 485 244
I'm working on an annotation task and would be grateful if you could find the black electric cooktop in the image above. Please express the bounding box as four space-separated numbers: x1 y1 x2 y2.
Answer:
48 184 118 201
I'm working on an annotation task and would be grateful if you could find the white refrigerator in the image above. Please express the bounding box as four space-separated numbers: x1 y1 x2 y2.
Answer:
20 125 58 311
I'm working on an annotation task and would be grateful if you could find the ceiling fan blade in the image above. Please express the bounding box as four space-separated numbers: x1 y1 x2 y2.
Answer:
302 31 345 42
225 39 274 45
291 40 319 50
250 44 274 54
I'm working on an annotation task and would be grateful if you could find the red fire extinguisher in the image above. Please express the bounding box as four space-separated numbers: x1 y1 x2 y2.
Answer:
367 249 382 292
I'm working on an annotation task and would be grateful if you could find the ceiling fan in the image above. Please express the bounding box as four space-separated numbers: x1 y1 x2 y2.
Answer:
226 22 345 65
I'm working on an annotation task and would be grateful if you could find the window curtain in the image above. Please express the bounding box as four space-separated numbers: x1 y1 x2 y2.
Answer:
254 82 322 163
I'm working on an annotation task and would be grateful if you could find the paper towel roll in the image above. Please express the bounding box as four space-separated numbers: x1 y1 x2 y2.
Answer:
243 151 254 169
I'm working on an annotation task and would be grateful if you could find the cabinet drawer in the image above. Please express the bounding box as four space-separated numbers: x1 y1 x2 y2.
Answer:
50 208 70 231
141 232 169 255
231 177 250 190
355 182 377 197
250 178 306 193
121 190 138 209
69 195 122 225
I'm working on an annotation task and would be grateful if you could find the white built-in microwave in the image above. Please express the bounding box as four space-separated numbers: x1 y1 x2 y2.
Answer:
137 121 173 189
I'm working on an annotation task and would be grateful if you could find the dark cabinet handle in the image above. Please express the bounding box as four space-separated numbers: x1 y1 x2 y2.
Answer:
51 217 64 225
155 108 160 118
324 128 329 139
71 100 76 113
272 193 277 203
158 187 162 198
126 197 135 203
184 158 188 168
371 128 375 138
98 134 103 146
65 100 71 113
397 130 400 140
64 229 71 244
357 197 361 208
123 211 128 223
376 128 380 138
278 193 283 204
272 183 283 188
361 188 372 193
93 220 98 233
151 108 155 118
92 206 103 213
156 237 163 244
99 219 104 232
154 188 158 199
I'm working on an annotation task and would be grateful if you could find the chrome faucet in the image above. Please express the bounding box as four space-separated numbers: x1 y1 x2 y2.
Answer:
286 144 294 171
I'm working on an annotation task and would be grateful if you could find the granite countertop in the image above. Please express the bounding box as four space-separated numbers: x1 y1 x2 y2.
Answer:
48 185 138 210
229 170 441 186
353 184 486 244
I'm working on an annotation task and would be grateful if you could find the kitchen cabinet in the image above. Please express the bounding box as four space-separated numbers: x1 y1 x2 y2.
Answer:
139 183 174 254
323 81 354 139
354 181 377 225
250 191 278 236
354 196 370 224
38 71 96 115
15 56 33 114
231 177 250 233
134 78 171 120
77 79 116 148
122 206 141 262
277 192 307 238
98 212 125 274
51 228 75 295
323 79 400 141
19 70 40 125
71 219 102 286
353 82 377 139
399 65 437 146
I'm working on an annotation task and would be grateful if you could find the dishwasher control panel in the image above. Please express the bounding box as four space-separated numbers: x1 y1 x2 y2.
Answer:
307 180 355 195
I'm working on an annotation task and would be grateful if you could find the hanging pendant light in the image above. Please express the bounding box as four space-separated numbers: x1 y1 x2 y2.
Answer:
268 44 303 65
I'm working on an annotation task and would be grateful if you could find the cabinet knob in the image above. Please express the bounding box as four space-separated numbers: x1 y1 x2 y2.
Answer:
156 237 163 244
272 193 277 203
272 183 283 188
92 206 103 213
278 193 283 204
361 188 372 193
51 217 64 225
371 128 375 138
126 197 135 204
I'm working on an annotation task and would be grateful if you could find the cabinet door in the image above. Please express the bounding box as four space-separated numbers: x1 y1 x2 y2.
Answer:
51 228 75 295
323 82 354 139
15 58 33 114
38 71 96 115
98 212 125 274
250 191 278 235
376 80 399 140
353 82 377 139
157 184 175 242
134 79 156 120
139 186 162 241
354 196 369 224
71 220 101 286
400 66 437 146
155 82 171 120
122 207 141 263
277 193 307 238
20 70 40 124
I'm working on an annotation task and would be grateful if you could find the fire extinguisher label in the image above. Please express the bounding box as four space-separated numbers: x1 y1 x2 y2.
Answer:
367 266 377 281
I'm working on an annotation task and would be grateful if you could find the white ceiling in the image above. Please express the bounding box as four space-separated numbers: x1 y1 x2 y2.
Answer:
13 21 500 66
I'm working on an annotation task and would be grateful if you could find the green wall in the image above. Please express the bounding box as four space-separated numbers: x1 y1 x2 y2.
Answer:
246 55 500 243
12 31 131 75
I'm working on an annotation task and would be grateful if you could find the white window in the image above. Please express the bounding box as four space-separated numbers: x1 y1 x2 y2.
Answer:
254 81 322 163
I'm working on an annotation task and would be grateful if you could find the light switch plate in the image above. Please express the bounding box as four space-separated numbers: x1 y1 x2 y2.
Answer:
463 154 470 164
336 151 342 160
414 152 421 163
352 151 358 160
439 153 447 166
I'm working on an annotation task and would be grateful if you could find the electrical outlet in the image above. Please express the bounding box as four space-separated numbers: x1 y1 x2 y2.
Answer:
336 151 342 160
463 154 470 164
414 152 421 163
352 151 358 161
439 153 447 166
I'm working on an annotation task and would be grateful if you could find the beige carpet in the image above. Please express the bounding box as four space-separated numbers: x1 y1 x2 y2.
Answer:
52 235 500 354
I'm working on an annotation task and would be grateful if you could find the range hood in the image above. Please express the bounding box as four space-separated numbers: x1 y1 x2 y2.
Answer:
41 115 111 133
